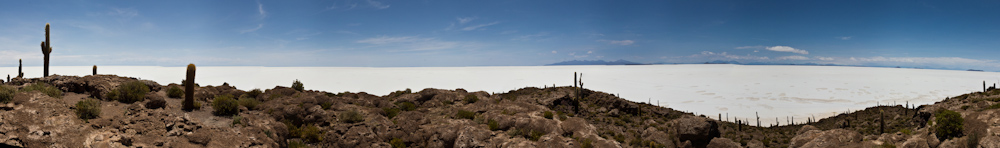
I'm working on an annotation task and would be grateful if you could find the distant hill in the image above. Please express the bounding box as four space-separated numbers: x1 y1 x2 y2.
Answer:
546 59 646 65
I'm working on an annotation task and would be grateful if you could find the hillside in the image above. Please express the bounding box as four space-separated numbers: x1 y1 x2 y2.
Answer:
0 74 998 148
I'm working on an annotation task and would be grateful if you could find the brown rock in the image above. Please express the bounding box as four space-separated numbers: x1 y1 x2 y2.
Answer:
797 125 819 135
979 135 1000 148
901 135 929 148
641 127 675 148
706 137 741 148
936 136 965 148
745 140 765 148
455 126 491 148
798 129 863 148
671 115 721 147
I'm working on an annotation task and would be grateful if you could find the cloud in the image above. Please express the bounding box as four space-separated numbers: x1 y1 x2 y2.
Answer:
512 32 549 41
598 40 635 45
587 51 593 54
366 0 391 9
457 17 477 24
777 55 809 60
735 46 764 49
695 51 770 60
461 22 499 31
839 36 852 40
240 24 264 34
766 46 809 54
108 7 139 18
257 1 267 18
551 51 557 54
356 36 471 51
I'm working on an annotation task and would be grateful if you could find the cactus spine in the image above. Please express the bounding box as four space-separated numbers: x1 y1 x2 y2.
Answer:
92 65 97 75
183 64 196 111
40 23 52 77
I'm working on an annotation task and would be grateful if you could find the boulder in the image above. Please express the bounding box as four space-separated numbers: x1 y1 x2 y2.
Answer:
790 130 824 148
979 135 1000 148
145 94 166 109
794 129 863 148
878 132 908 145
936 136 965 148
745 140 764 148
641 127 674 148
706 137 740 148
901 136 929 148
671 115 721 147
797 125 819 135
454 126 491 148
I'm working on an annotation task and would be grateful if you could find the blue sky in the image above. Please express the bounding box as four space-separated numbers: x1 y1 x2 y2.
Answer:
1 0 999 70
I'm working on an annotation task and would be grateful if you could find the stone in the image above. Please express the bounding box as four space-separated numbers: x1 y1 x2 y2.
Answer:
671 115 721 147
706 137 741 148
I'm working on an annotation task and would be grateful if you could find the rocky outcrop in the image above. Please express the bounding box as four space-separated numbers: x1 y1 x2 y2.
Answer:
980 136 1000 148
671 115 721 148
706 137 741 148
791 128 862 148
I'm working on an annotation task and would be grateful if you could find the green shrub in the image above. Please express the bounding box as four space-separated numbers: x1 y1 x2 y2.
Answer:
212 94 239 116
880 142 896 148
292 79 304 92
23 82 61 98
968 132 981 148
901 128 912 135
341 110 364 123
488 119 499 131
320 102 333 110
577 137 593 148
464 95 479 104
300 124 322 143
167 86 183 98
543 111 554 119
0 85 15 103
383 107 400 119
390 138 406 148
75 98 101 120
238 97 260 110
397 102 416 111
527 129 544 141
232 115 243 127
934 109 964 141
961 105 970 110
288 140 307 148
246 88 263 98
456 110 475 120
112 81 149 103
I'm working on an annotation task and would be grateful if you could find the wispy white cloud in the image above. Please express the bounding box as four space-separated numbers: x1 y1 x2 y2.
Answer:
512 32 549 41
735 45 764 49
777 55 809 60
838 36 852 40
257 1 267 18
766 46 809 54
108 7 139 18
814 56 834 61
457 17 477 24
240 24 264 34
356 36 472 51
598 39 635 45
500 30 518 34
461 22 500 31
366 0 390 9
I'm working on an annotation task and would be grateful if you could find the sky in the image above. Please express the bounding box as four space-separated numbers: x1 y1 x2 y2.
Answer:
1 0 1000 70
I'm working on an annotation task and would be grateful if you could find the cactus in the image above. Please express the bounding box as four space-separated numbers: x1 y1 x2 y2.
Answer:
573 72 577 88
92 65 97 75
17 59 23 78
183 64 196 111
40 23 52 77
756 112 760 127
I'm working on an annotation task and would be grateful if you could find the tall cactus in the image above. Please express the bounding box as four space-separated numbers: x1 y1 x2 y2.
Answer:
17 59 23 78
183 64 196 111
92 65 97 75
40 23 52 77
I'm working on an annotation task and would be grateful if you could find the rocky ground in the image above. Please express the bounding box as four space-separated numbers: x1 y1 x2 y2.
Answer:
0 74 997 148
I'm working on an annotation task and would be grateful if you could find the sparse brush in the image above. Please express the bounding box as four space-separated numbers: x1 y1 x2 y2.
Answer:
397 102 416 111
543 111 553 119
488 119 499 131
382 107 400 119
75 98 101 120
212 94 239 116
292 79 304 92
464 95 479 104
390 138 407 148
23 82 62 98
456 110 475 120
934 109 963 141
238 97 260 110
167 86 183 98
341 110 364 123
113 81 149 103
0 85 15 103
247 88 263 98
299 124 322 143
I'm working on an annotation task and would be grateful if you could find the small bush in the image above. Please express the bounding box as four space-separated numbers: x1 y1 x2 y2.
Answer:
383 107 400 119
968 132 981 148
900 128 912 135
390 138 406 148
288 140 307 148
167 86 183 98
961 105 970 110
577 137 594 148
212 94 239 116
341 110 364 123
23 82 62 98
238 97 260 110
246 88 263 98
464 95 479 104
320 102 333 110
300 124 322 143
0 85 15 103
397 102 416 111
113 81 149 103
292 79 304 92
880 142 896 148
934 109 964 141
488 119 499 131
543 111 554 119
76 98 101 120
232 115 243 127
456 110 475 120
